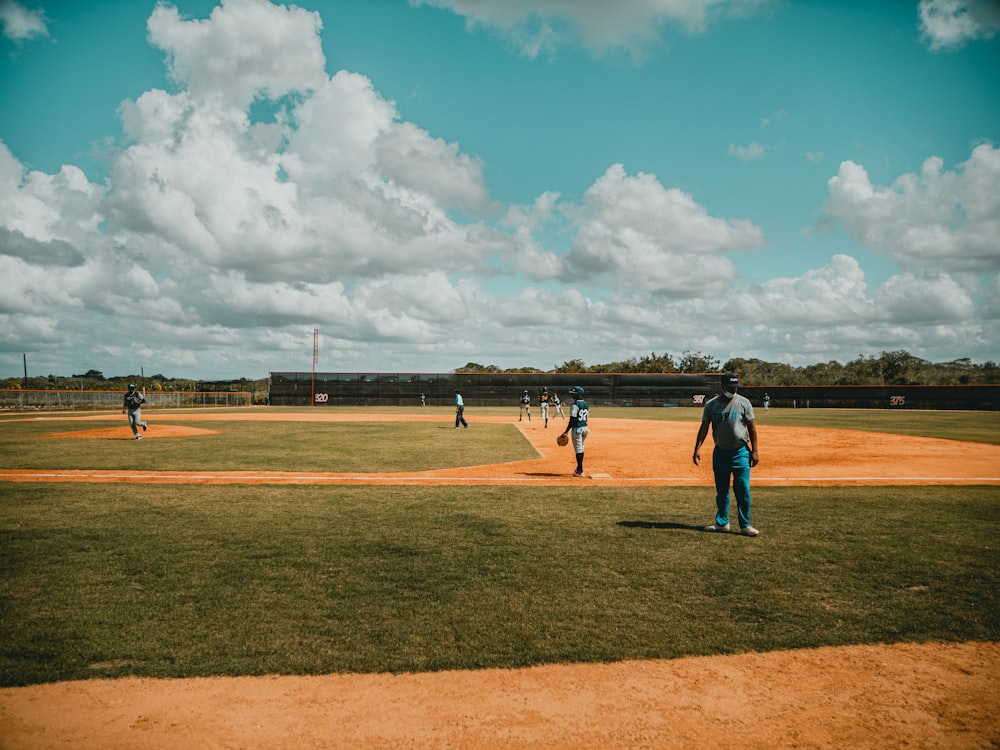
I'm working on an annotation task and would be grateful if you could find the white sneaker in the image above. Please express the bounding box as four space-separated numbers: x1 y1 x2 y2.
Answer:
135 434 142 440
704 523 730 532
740 525 760 537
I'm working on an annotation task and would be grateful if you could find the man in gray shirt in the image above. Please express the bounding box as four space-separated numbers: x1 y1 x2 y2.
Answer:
693 373 760 536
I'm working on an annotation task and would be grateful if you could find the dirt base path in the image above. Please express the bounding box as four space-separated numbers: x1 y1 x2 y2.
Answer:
2 411 998 748
7 412 1000 486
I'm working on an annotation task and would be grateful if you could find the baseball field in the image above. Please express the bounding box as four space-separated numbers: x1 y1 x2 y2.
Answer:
1 405 998 748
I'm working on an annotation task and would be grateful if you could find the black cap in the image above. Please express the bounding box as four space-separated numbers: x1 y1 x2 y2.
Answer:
721 373 739 393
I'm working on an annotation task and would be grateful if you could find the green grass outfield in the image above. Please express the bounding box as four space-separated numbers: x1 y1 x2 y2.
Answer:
0 407 998 686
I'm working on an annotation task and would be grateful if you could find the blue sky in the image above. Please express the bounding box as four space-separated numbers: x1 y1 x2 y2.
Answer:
1 0 998 380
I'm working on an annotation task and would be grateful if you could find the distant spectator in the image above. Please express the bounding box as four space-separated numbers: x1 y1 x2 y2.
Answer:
454 390 469 429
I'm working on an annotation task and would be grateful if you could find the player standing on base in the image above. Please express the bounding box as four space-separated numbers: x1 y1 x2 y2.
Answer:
123 383 148 440
560 386 589 477
692 373 760 536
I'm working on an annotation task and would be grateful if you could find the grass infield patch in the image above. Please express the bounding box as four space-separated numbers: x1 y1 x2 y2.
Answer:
0 420 534 472
1 483 997 686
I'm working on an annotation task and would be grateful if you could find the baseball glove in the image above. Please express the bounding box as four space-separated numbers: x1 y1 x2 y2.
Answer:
557 433 569 446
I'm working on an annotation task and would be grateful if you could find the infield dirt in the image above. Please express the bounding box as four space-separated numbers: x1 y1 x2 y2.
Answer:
1 410 998 748
14 410 1000 486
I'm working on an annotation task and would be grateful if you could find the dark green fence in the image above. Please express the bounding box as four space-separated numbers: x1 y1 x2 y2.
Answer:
739 384 999 410
268 373 1000 410
267 372 721 407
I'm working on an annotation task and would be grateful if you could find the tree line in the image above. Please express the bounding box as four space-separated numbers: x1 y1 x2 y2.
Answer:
457 350 1000 386
2 370 270 394
3 350 997 390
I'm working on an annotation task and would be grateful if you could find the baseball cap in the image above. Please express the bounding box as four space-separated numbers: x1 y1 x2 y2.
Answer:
128 383 136 388
721 373 739 395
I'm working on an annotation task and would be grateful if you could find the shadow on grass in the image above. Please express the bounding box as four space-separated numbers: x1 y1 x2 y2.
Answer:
617 520 705 532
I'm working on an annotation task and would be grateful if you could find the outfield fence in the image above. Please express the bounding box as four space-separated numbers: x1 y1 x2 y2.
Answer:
739 384 1000 410
0 389 252 411
270 372 731 408
268 372 1000 410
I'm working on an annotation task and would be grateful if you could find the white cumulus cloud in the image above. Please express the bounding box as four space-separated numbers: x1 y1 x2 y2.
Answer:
825 143 1000 273
564 164 764 295
410 0 776 58
147 0 327 107
1 0 995 378
729 142 765 162
0 0 47 42
918 0 1000 50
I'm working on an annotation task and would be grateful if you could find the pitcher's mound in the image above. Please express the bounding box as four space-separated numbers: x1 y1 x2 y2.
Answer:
45 425 219 440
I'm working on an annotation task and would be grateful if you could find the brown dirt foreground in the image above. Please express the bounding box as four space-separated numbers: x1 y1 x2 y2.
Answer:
0 642 996 750
2 412 999 748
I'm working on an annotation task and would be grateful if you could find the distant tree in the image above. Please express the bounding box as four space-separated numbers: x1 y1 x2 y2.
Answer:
800 360 845 385
554 359 587 373
71 369 105 380
842 354 882 384
603 352 676 373
877 350 927 384
723 358 797 385
678 351 720 373
641 352 677 372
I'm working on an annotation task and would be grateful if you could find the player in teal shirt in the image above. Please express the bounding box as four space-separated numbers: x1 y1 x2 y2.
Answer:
560 386 589 477
454 390 468 429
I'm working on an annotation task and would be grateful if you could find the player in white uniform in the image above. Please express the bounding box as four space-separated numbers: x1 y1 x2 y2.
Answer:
552 393 565 418
122 383 148 439
519 390 532 421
